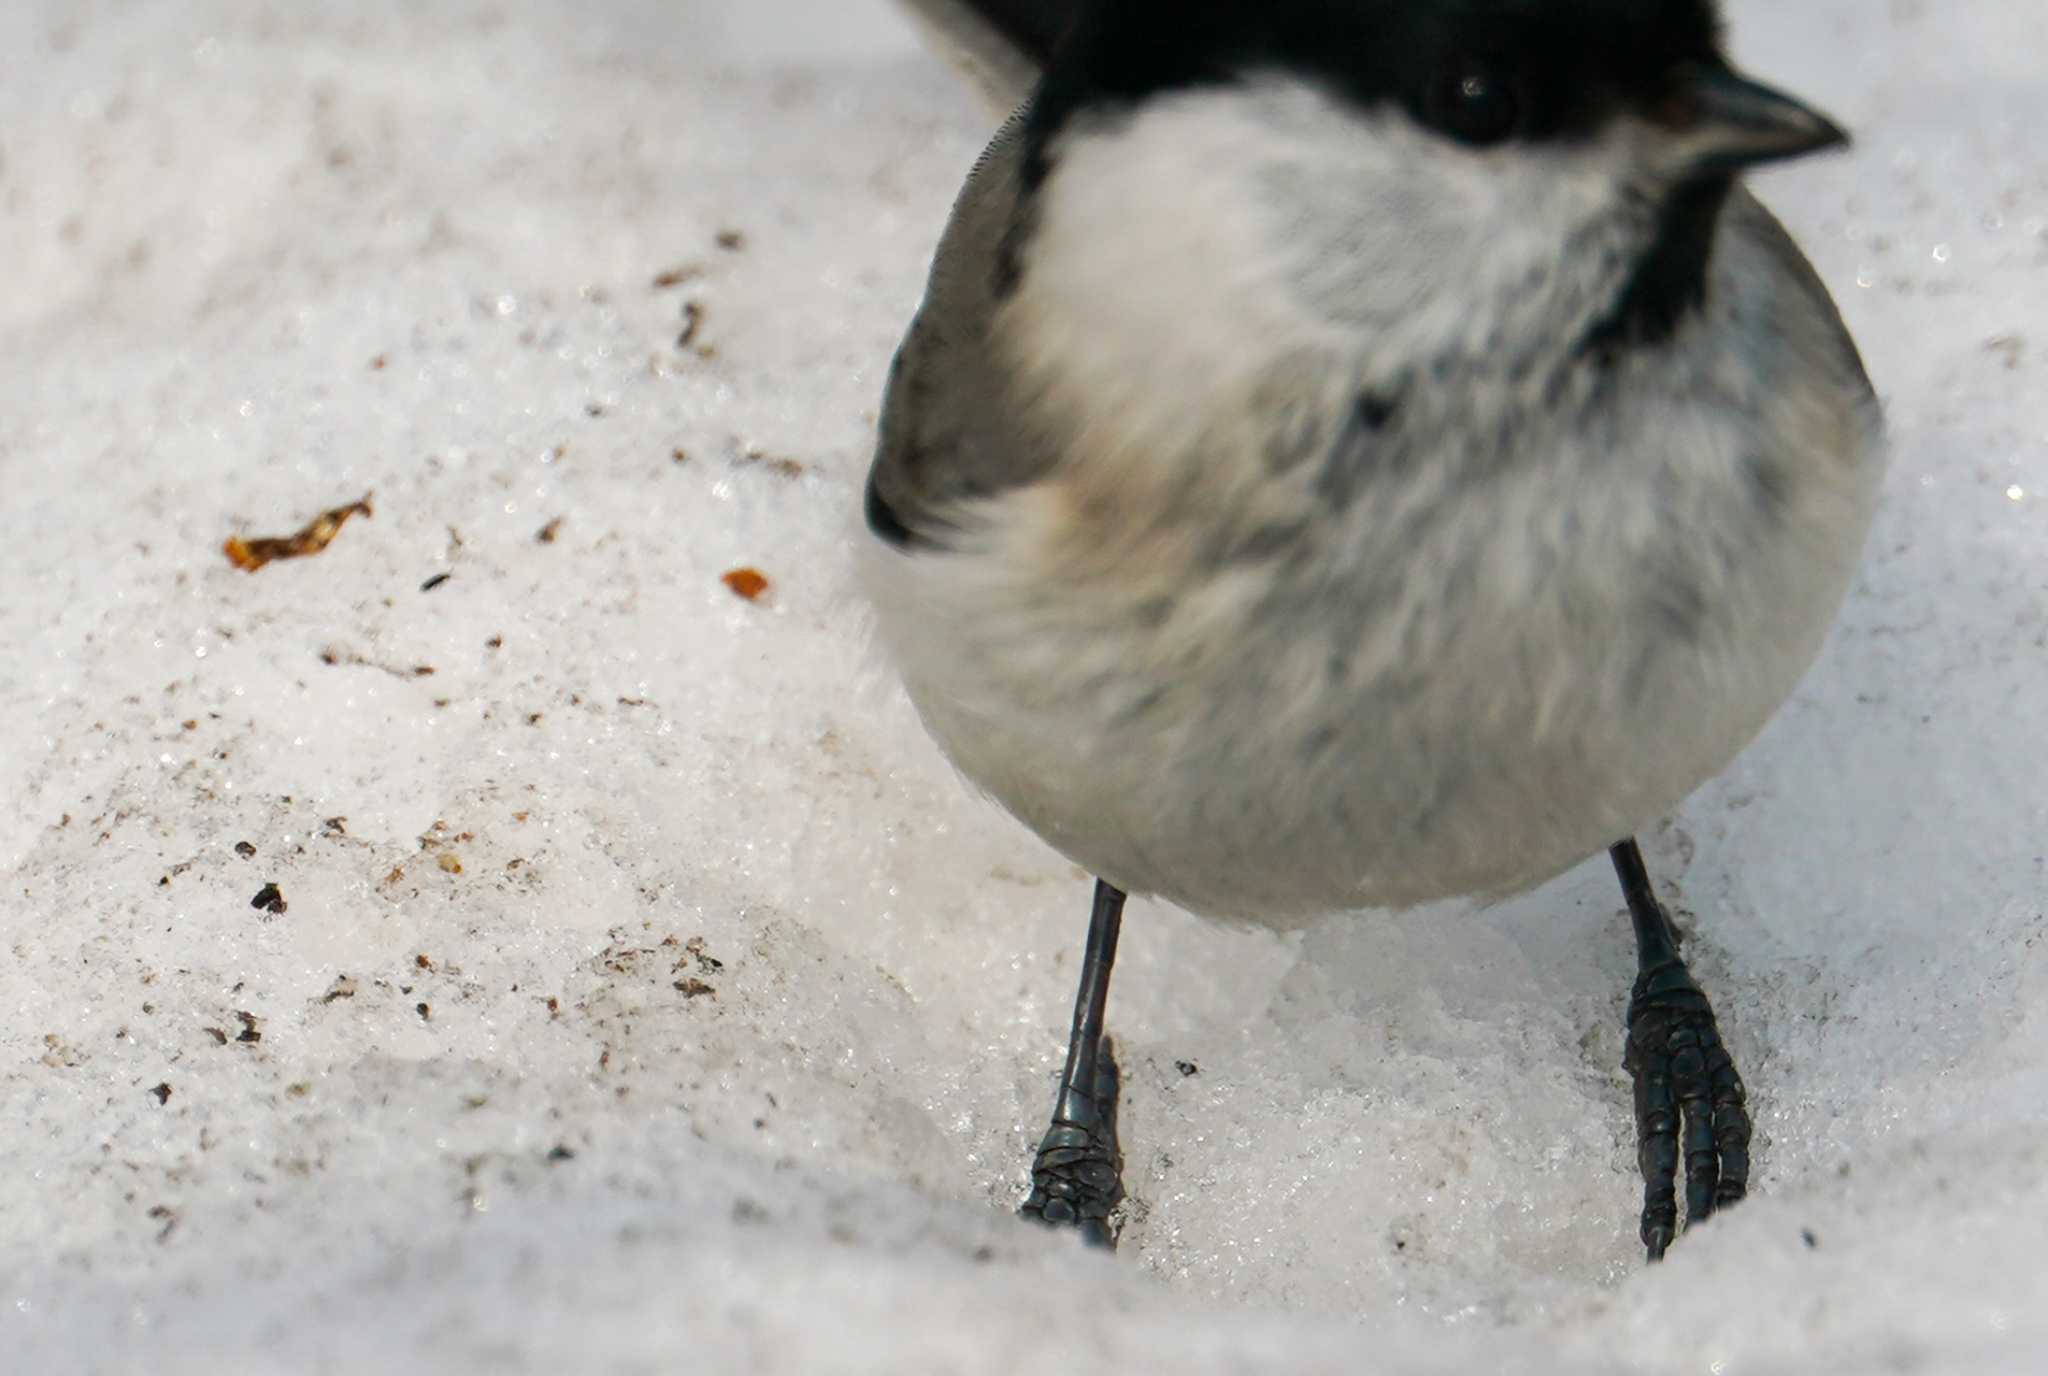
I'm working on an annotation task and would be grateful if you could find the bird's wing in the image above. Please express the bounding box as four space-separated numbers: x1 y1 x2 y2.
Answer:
866 111 1057 548
892 0 1078 109
867 6 1090 546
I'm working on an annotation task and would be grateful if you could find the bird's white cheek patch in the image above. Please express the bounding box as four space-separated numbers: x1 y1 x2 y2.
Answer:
997 89 1350 495
1000 80 1656 500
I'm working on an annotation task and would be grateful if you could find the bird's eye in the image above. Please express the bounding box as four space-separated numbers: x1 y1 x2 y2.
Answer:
1425 63 1522 147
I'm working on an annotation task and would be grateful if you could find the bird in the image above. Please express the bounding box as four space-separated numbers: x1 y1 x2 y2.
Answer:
863 0 1884 1262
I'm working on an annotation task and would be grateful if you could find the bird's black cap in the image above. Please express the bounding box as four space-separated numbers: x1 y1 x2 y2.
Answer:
1025 0 1734 164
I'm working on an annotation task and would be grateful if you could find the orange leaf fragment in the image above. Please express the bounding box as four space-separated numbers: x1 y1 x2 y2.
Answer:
721 567 770 602
224 494 374 572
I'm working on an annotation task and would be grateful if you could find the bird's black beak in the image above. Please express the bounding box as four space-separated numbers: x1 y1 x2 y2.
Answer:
1654 63 1850 174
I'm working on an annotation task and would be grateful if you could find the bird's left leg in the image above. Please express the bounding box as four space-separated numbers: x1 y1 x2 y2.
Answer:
1611 839 1753 1262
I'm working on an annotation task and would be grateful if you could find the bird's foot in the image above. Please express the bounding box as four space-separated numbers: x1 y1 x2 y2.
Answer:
1019 1036 1124 1249
1625 954 1752 1261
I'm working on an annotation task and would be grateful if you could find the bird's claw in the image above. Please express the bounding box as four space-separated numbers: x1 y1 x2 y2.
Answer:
1625 957 1751 1261
1019 1037 1124 1249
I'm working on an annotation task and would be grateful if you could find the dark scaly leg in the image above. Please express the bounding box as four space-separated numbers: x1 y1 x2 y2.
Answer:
1019 879 1127 1248
1612 839 1753 1261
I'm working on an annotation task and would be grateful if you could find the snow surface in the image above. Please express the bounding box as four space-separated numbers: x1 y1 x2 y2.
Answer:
1 1 2043 1371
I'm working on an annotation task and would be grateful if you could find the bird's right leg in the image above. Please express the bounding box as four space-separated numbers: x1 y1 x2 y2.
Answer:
1019 878 1128 1248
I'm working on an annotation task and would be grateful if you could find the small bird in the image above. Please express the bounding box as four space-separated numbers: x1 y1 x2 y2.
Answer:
865 0 1883 1261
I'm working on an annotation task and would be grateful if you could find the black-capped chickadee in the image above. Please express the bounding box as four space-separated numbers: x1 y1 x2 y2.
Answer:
865 0 1883 1262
